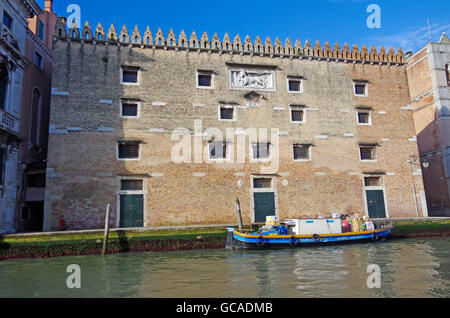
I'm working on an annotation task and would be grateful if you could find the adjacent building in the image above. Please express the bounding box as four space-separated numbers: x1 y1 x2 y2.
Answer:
406 33 450 216
14 0 56 232
43 20 427 231
0 0 41 233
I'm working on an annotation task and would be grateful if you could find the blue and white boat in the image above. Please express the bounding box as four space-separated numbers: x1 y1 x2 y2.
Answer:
226 217 392 249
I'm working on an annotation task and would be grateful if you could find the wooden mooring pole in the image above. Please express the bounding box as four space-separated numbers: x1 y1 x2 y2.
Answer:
102 203 111 256
235 197 243 232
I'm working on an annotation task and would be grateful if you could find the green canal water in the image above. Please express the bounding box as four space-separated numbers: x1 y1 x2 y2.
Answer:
0 237 449 298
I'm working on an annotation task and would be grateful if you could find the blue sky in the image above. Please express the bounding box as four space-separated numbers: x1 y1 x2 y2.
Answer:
38 0 449 53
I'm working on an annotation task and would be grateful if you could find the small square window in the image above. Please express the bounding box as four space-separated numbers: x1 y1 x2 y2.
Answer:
360 145 376 161
354 82 367 96
121 179 143 191
3 11 13 30
252 143 271 159
209 141 227 159
293 144 310 160
288 79 301 92
219 106 234 120
121 103 138 117
122 68 139 84
197 73 212 87
118 142 140 159
253 178 272 189
291 108 305 123
357 111 371 124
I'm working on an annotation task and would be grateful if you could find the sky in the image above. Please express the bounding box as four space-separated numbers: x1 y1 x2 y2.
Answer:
37 0 450 53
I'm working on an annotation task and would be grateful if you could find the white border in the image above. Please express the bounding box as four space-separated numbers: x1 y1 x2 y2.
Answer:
356 110 372 126
120 67 141 86
120 100 141 118
359 145 377 162
287 78 304 94
290 107 307 124
218 104 236 121
353 81 368 97
196 71 215 89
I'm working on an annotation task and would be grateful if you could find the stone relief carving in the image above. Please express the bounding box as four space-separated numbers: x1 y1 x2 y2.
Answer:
230 70 275 90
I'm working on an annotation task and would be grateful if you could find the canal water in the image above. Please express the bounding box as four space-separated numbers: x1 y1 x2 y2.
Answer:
0 237 449 298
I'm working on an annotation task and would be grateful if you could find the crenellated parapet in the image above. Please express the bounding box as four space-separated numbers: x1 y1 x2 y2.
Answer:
54 19 406 65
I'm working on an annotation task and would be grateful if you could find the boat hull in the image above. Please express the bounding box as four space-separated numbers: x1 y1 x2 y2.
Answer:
231 228 392 249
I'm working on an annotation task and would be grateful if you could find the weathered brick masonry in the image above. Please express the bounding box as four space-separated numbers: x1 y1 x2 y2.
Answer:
43 20 426 231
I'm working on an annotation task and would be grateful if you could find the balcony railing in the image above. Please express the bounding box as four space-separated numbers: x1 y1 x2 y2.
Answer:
0 108 20 133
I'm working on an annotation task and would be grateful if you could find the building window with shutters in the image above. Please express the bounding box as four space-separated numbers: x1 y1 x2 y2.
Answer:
0 147 5 186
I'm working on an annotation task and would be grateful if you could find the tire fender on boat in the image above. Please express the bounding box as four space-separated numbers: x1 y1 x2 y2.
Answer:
256 236 265 247
371 232 379 240
289 236 297 247
312 234 322 242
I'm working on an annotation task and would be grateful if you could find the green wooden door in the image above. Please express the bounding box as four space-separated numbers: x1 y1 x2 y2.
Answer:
254 192 276 223
120 194 144 228
366 190 386 218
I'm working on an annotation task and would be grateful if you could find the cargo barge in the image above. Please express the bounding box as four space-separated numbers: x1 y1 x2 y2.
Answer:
227 216 393 249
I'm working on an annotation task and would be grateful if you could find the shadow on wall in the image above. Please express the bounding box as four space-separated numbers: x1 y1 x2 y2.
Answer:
417 121 450 216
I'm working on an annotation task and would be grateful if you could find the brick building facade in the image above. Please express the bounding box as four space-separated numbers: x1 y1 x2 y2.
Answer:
43 20 427 231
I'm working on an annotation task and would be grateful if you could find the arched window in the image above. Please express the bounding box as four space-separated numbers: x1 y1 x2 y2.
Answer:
30 88 41 146
0 64 9 110
446 64 449 86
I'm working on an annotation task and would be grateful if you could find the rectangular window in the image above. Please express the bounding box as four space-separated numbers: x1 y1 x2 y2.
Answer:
197 73 212 87
38 20 45 40
354 82 367 96
118 142 140 159
3 11 12 30
291 108 305 123
253 178 272 189
219 106 234 120
364 176 382 187
121 67 139 84
288 79 301 92
360 145 376 161
34 52 43 68
357 111 371 125
121 103 138 117
121 179 143 191
293 144 310 160
252 143 271 159
209 141 227 159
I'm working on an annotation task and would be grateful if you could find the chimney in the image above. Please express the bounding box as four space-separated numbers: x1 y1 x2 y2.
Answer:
45 0 53 12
